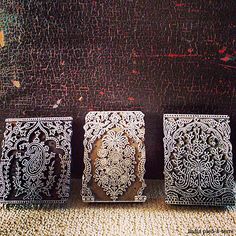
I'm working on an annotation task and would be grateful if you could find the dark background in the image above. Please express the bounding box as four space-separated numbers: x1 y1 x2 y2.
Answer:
0 0 236 179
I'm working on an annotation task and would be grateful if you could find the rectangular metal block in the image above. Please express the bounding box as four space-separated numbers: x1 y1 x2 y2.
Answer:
0 117 73 204
81 111 146 202
163 114 235 206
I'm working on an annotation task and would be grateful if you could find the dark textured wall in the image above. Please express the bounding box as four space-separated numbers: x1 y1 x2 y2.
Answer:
0 0 236 178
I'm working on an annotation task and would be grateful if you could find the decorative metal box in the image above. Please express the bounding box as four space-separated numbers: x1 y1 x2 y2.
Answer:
81 111 146 202
163 114 235 206
0 117 73 204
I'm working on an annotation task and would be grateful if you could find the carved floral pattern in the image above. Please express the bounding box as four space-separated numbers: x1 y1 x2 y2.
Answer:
0 117 73 204
82 111 146 202
163 114 235 205
94 130 136 200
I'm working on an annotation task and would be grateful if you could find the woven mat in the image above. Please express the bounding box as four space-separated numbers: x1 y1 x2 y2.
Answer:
0 180 235 236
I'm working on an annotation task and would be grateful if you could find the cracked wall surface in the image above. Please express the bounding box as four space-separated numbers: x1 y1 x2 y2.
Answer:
0 1 236 178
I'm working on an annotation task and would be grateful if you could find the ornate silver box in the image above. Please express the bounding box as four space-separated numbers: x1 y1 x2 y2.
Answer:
81 111 146 202
163 114 235 206
0 117 73 204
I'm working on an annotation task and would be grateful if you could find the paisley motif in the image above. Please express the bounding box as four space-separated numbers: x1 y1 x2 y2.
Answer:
24 143 46 176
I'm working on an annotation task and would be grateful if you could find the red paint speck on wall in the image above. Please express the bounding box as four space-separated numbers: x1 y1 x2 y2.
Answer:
166 53 198 58
220 54 232 62
188 48 194 53
175 3 186 7
131 69 140 75
128 97 135 101
219 47 227 54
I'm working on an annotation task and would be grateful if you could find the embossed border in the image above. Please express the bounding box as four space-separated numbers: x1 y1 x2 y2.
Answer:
81 111 147 202
6 117 73 122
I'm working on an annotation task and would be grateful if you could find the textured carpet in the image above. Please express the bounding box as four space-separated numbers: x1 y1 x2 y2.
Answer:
0 180 235 236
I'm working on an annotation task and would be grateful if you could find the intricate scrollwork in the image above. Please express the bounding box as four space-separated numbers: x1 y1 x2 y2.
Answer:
163 114 235 206
82 111 146 202
94 130 136 200
0 117 73 204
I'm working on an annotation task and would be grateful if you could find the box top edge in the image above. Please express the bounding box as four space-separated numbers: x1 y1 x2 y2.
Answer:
5 117 73 122
163 114 229 118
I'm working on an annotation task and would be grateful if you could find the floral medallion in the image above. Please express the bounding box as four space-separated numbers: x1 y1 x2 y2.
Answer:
94 130 136 200
82 111 146 202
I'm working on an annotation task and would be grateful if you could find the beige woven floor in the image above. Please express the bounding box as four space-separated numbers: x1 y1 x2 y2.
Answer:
0 180 235 236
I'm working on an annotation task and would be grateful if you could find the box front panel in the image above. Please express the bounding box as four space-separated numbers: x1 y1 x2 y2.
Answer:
163 114 235 206
0 117 73 204
82 111 146 202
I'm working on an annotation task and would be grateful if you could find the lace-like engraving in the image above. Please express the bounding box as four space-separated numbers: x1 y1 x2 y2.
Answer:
163 114 235 206
94 130 136 200
82 111 146 202
0 117 73 204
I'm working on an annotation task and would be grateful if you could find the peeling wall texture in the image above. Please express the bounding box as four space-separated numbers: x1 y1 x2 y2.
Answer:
0 1 236 178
